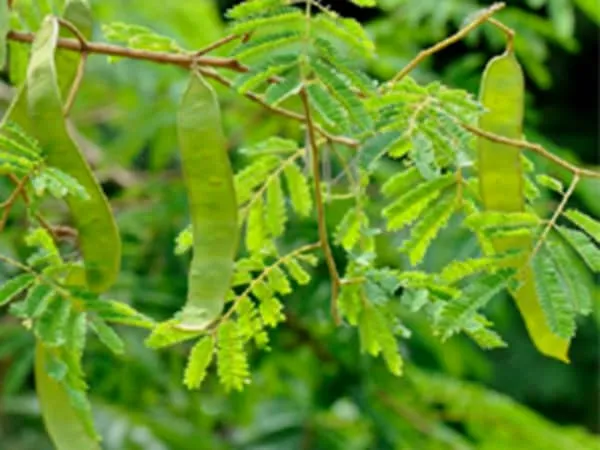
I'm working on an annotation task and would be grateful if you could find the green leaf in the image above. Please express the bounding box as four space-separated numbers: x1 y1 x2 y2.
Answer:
233 53 298 93
232 31 301 61
464 211 541 231
89 317 124 355
265 176 287 237
436 271 513 340
358 305 403 376
264 70 302 106
145 320 203 349
22 283 54 317
563 209 600 244
239 137 299 156
83 299 155 329
226 0 285 20
311 58 373 132
381 167 423 196
184 336 215 390
306 83 348 129
358 131 402 171
335 207 365 251
532 250 576 339
217 321 250 392
411 132 440 180
401 194 456 266
283 257 311 285
0 274 36 306
246 197 267 252
463 316 507 349
536 174 564 194
440 252 523 284
283 163 312 217
266 266 292 295
34 295 72 347
229 7 304 35
338 283 362 325
546 238 593 315
556 226 600 273
313 15 375 59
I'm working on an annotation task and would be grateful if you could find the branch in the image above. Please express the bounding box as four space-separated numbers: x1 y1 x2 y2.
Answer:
385 2 506 87
462 123 600 179
300 88 341 325
7 30 246 71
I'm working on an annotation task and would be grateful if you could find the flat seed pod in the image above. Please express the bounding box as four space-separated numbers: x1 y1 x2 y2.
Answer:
175 70 238 330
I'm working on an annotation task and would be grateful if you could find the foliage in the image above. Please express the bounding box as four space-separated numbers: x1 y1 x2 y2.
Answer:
0 0 598 448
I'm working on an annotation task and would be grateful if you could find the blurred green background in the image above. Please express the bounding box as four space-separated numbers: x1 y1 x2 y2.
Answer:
0 0 598 448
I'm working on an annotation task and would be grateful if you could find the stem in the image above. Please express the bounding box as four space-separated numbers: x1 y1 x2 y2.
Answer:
194 34 239 56
488 17 515 53
0 174 29 231
7 30 245 71
385 2 506 87
198 68 358 147
219 242 321 324
300 88 341 325
530 174 579 261
463 123 600 179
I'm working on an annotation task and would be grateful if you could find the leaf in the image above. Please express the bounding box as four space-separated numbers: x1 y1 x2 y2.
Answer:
283 163 312 217
464 211 541 231
22 283 54 317
283 257 311 285
226 0 285 20
338 283 362 325
145 320 203 349
229 7 304 35
266 266 292 295
563 209 600 244
184 336 215 390
239 137 299 156
0 274 36 306
232 31 301 61
536 174 564 194
463 316 507 349
34 295 72 347
440 252 523 284
358 305 403 376
89 317 124 355
265 176 287 237
411 132 440 180
381 167 423 196
400 194 456 266
264 70 302 106
233 53 298 93
217 321 250 392
306 83 348 129
312 16 375 59
532 250 576 339
83 299 155 329
556 226 600 273
246 197 266 252
436 271 513 340
358 131 403 171
546 238 593 315
335 207 365 251
311 58 373 132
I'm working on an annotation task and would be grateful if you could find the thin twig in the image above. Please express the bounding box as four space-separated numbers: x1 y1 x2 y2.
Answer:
0 174 29 230
57 19 90 116
488 17 515 53
194 34 240 56
463 123 600 179
385 2 506 87
198 68 359 147
530 174 579 261
219 242 321 324
300 88 341 325
7 30 246 71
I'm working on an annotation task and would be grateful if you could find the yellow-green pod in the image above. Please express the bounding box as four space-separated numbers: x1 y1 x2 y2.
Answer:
478 50 569 362
26 17 121 293
175 71 238 330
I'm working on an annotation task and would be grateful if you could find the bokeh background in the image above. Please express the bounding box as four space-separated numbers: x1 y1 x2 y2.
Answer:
0 0 598 448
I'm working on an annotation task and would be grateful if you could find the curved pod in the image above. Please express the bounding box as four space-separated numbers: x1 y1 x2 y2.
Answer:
175 71 238 330
477 50 569 362
27 17 121 293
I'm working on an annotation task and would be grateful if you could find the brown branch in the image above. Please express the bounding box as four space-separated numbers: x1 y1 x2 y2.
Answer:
530 174 579 261
198 68 359 148
300 88 341 325
385 2 506 87
57 18 90 116
0 174 29 231
462 123 600 179
194 34 239 56
7 30 246 71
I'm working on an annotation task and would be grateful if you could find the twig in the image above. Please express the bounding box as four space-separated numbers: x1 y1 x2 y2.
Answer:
462 123 600 179
198 68 359 148
219 242 321 324
385 2 506 87
0 174 29 231
57 19 90 116
193 34 240 56
7 30 246 72
488 17 515 53
300 88 341 325
529 174 579 261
